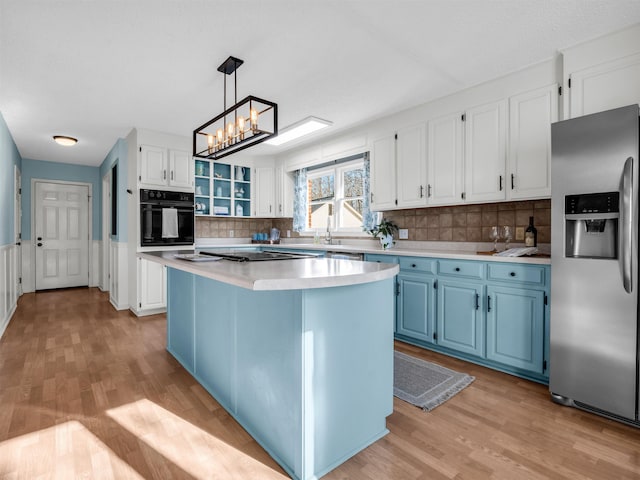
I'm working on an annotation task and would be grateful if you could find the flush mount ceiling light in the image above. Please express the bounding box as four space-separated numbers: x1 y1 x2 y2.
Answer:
53 135 78 146
193 56 278 160
265 116 332 146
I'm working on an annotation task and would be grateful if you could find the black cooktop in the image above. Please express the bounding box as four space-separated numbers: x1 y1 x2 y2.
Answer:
198 250 318 262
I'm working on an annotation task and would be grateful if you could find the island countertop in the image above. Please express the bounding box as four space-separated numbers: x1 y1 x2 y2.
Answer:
138 250 399 291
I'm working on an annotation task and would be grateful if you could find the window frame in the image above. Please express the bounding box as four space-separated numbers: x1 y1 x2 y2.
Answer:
304 158 365 235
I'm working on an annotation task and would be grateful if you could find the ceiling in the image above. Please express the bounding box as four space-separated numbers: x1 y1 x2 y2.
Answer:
2 1 640 167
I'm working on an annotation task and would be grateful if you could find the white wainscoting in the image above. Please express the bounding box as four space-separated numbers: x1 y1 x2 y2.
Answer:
91 240 100 288
110 241 129 311
0 243 20 340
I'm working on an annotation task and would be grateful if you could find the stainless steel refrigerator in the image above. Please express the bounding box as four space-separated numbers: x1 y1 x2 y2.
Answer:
550 104 640 426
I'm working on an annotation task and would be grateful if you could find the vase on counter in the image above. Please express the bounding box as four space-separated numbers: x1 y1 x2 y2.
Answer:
380 234 394 250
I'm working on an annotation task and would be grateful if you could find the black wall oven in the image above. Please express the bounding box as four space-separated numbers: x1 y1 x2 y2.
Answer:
140 189 194 246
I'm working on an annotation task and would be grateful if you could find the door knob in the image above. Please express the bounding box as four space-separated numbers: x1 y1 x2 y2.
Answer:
37 237 42 241
37 243 43 247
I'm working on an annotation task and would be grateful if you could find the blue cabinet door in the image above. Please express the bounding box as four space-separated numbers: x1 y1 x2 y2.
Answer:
396 273 435 343
166 268 195 372
486 285 544 373
437 280 485 357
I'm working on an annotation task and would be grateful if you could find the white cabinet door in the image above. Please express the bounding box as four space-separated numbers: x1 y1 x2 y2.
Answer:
427 112 464 206
396 123 427 208
275 165 294 217
370 134 397 210
508 84 558 200
139 258 166 310
463 100 507 203
140 145 168 187
569 52 640 118
169 149 193 189
255 167 275 217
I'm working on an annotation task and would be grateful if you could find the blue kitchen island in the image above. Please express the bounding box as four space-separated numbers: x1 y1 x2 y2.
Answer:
138 250 399 480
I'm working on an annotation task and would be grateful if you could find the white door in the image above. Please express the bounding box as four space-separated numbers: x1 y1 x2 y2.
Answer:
139 145 167 187
169 149 193 189
427 112 464 206
508 84 558 199
370 134 397 210
396 123 427 208
139 258 166 310
463 99 507 203
255 167 275 217
34 182 90 290
569 52 640 118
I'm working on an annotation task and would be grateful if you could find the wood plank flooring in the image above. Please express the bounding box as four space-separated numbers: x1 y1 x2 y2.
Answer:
1 287 639 479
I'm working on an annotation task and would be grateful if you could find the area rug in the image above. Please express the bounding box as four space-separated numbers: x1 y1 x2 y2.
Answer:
394 351 475 411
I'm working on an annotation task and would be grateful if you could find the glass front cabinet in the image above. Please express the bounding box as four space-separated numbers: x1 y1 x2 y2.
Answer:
194 159 251 217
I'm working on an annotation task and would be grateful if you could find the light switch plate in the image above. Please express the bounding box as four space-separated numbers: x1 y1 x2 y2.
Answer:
229 229 234 237
399 229 409 239
515 227 525 240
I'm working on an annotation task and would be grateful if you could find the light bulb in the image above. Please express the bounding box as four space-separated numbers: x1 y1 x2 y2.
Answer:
207 134 214 154
250 109 258 132
227 122 235 145
216 128 223 150
237 116 245 140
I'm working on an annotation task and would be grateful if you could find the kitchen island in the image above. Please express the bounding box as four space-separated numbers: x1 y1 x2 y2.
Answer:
138 250 399 480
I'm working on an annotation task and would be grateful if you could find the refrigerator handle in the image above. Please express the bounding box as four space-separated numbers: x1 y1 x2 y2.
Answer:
622 156 634 294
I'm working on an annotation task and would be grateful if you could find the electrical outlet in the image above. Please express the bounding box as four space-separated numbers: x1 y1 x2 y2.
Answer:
515 227 525 240
229 229 234 237
399 228 409 240
287 230 291 238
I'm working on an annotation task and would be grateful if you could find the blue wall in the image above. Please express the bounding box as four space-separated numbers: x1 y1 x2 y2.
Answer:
99 138 128 242
0 112 22 246
21 159 101 240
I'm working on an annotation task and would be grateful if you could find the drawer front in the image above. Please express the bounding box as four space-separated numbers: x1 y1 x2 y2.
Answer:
365 254 398 264
487 263 546 286
438 260 484 279
399 257 434 274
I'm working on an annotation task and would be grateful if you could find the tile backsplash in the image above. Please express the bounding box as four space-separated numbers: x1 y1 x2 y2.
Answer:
195 199 551 243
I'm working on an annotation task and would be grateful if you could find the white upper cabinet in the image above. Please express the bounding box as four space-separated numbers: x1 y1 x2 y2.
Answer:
370 124 427 211
370 135 397 210
396 124 428 208
463 99 507 203
169 149 193 190
140 144 193 190
254 166 275 217
139 145 167 187
568 52 640 119
508 84 558 200
427 112 464 206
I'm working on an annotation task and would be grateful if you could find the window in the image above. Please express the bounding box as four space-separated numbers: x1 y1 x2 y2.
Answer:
306 159 365 233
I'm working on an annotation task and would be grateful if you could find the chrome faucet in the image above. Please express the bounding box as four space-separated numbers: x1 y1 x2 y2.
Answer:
325 213 332 245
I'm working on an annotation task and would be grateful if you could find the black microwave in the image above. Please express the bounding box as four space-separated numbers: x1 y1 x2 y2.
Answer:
140 189 194 246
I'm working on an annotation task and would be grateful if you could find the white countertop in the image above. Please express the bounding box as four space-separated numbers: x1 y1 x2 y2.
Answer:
138 250 400 291
194 240 552 265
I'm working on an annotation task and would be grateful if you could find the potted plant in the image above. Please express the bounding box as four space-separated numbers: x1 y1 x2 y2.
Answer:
366 218 399 250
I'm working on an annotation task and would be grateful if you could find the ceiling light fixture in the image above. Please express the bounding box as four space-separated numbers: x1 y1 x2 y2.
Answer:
265 116 332 146
193 56 278 160
53 135 78 146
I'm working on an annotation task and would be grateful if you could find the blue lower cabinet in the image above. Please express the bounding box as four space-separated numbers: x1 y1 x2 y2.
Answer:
486 285 544 374
437 280 485 357
396 273 436 343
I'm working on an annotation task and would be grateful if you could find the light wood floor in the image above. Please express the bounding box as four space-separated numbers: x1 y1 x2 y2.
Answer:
1 288 639 480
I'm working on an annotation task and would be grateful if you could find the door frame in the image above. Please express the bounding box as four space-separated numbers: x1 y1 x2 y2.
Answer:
14 165 22 297
31 179 93 291
101 171 111 291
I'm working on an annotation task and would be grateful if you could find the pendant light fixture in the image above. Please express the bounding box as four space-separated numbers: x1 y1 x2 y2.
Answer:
193 56 278 160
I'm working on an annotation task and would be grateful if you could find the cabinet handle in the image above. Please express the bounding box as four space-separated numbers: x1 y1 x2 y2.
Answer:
487 295 492 312
510 272 516 277
411 263 417 268
475 293 479 310
163 170 167 180
511 173 515 190
428 184 432 197
371 192 374 203
279 204 282 213
171 170 174 181
499 175 503 191
454 267 460 272
270 205 272 213
420 185 424 198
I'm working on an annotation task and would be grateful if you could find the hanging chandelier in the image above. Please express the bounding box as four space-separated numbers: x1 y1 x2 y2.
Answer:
193 56 278 160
